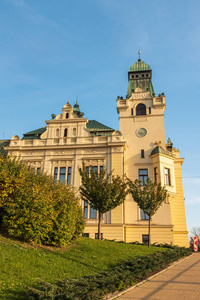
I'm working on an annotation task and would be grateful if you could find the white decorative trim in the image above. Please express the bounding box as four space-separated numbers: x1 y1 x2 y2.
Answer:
23 152 44 156
112 147 122 153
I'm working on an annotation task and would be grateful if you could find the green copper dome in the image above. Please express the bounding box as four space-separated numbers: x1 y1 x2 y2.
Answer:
129 60 151 72
73 101 80 112
73 102 84 118
126 52 155 98
150 146 175 158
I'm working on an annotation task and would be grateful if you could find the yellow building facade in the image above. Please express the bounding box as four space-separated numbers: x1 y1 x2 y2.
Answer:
5 55 189 247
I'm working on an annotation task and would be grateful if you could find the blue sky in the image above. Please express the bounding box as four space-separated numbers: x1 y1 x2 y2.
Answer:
1 0 200 235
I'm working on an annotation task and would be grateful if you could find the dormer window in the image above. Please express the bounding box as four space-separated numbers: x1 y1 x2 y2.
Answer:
66 113 69 119
64 128 68 137
136 103 146 116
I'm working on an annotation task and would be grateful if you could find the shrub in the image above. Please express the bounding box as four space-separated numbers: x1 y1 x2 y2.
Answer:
29 245 192 299
0 155 84 245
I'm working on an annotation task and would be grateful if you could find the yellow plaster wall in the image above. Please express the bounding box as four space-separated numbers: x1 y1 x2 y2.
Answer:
111 152 123 176
111 152 124 224
170 159 189 247
125 225 174 244
84 224 124 241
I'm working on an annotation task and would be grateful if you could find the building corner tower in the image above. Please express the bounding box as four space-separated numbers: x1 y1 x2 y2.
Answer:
117 52 188 247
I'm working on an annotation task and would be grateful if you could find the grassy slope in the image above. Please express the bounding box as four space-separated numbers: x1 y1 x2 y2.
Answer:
0 235 165 299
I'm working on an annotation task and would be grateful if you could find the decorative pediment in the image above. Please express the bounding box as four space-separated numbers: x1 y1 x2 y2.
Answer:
130 91 151 100
135 87 146 93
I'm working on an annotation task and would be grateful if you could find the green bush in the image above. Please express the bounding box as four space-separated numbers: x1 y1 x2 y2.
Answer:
29 246 191 300
0 155 84 246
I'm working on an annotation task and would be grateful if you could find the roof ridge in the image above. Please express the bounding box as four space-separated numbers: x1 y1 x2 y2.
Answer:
23 126 47 136
87 120 114 131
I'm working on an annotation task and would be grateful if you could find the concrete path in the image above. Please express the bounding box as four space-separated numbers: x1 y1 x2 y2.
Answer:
112 253 200 300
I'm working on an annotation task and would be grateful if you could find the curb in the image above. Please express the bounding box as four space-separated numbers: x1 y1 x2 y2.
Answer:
106 253 194 300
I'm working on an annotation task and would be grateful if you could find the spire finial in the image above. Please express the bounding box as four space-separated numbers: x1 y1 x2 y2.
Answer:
138 50 141 62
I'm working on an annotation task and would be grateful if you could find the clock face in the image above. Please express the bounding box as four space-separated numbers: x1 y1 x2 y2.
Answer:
136 128 147 138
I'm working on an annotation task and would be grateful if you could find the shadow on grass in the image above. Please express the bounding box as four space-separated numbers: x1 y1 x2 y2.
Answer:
42 248 110 274
0 228 30 245
0 287 31 300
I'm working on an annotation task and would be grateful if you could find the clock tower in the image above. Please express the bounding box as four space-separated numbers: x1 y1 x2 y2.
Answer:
116 52 189 247
117 52 166 184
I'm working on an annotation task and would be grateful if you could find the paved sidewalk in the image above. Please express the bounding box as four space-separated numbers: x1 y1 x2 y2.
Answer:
113 253 200 300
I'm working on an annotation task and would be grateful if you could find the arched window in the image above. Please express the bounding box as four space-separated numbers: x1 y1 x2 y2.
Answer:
56 128 59 137
64 128 68 137
66 113 69 119
136 103 146 116
73 128 76 136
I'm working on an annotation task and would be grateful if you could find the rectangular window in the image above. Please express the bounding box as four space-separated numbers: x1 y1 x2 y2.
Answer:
141 209 149 220
139 169 148 186
141 149 144 158
54 166 72 184
60 167 66 183
84 201 88 219
95 233 103 240
93 166 98 173
165 168 170 185
82 233 89 237
54 167 58 183
84 165 103 219
149 107 151 114
131 108 133 115
37 168 41 173
67 167 71 185
142 234 149 245
90 206 97 219
86 165 104 174
93 166 98 179
154 167 158 182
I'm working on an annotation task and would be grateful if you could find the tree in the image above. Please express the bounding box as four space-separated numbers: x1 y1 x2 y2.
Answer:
0 154 84 245
128 178 167 247
79 164 127 239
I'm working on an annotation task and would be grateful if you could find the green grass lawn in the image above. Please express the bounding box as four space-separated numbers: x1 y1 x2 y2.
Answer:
0 235 165 299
